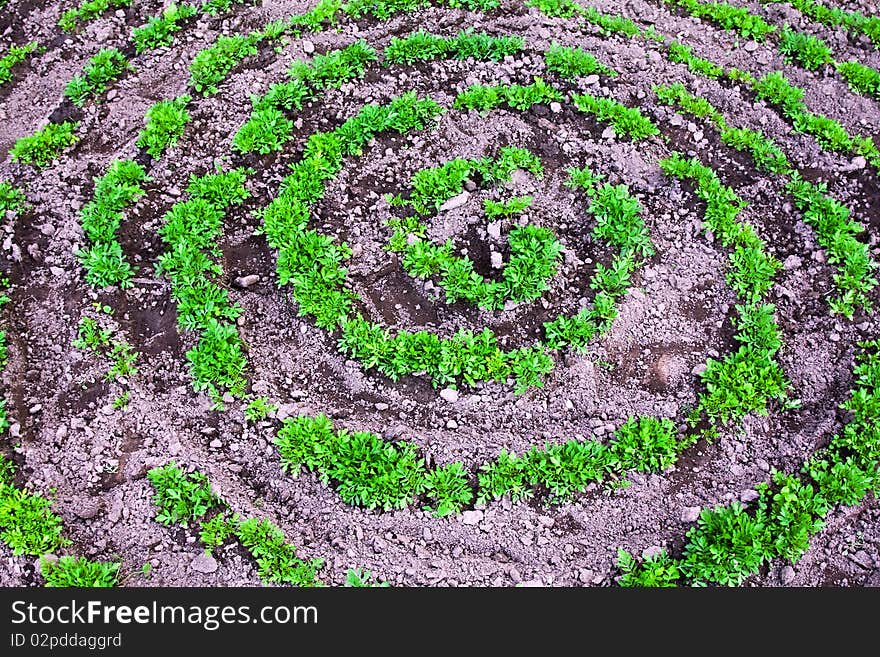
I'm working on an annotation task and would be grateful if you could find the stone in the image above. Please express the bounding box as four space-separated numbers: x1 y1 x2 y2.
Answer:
487 221 502 240
439 388 459 403
73 500 101 520
439 191 470 212
681 506 701 523
461 510 483 525
190 553 218 574
490 251 504 269
234 274 260 288
549 102 562 113
740 489 759 503
780 565 796 585
584 74 599 85
783 255 802 270
375 402 389 411
302 40 315 54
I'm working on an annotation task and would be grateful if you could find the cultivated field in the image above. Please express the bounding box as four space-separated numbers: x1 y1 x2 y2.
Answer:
0 0 879 587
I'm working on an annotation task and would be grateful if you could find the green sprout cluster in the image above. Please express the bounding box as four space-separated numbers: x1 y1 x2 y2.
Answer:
619 340 880 587
10 121 79 169
148 462 323 586
156 168 251 406
137 96 192 158
660 152 788 427
76 160 149 288
59 0 131 31
0 43 38 86
65 48 131 106
384 29 524 65
573 93 659 141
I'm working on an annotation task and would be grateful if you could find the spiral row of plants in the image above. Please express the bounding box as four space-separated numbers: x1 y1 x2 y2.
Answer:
0 0 878 587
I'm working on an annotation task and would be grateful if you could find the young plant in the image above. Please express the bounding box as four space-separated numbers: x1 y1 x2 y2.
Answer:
778 25 833 71
573 94 659 141
59 0 131 31
190 33 261 95
40 556 120 587
137 96 192 158
544 43 616 79
132 3 198 53
0 456 68 556
345 567 389 587
617 548 681 587
236 517 323 586
0 181 26 216
10 122 79 169
0 43 39 86
64 48 131 106
147 462 222 527
245 396 278 422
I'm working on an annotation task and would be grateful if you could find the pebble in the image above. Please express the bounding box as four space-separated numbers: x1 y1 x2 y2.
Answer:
744 41 759 52
783 255 802 270
190 553 218 574
439 191 470 212
780 565 796 585
740 489 759 502
851 156 867 169
681 506 702 523
549 102 562 113
302 40 315 54
487 221 502 240
74 500 101 520
375 402 389 411
234 274 260 288
691 363 707 376
490 252 503 269
439 388 459 403
461 510 483 525
446 419 458 429
584 74 599 85
209 439 222 449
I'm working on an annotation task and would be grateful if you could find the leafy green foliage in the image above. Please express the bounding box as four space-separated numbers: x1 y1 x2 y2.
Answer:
75 159 149 288
0 181 26 216
233 106 294 154
0 455 68 556
754 71 880 166
41 556 120 587
276 415 428 511
778 25 833 71
10 121 79 169
526 0 583 19
59 0 130 31
190 34 260 95
137 96 192 158
544 43 616 79
0 42 38 86
147 462 222 527
681 502 768 586
345 567 389 587
290 40 377 88
199 0 250 15
236 518 323 586
425 462 473 517
199 513 239 554
666 40 724 79
665 0 776 40
157 169 250 403
756 471 828 563
385 30 523 65
786 175 877 317
478 416 682 504
617 548 681 587
573 94 659 141
454 78 563 113
245 396 278 422
64 48 131 106
770 0 880 48
483 196 532 219
133 3 197 52
836 60 880 98
611 417 682 472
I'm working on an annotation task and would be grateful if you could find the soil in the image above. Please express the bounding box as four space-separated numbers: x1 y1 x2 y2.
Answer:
1 0 878 588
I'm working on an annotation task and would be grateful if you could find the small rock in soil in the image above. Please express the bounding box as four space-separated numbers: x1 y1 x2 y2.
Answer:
234 274 260 288
191 553 218 574
461 510 483 525
780 565 796 585
439 388 459 403
681 506 701 523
